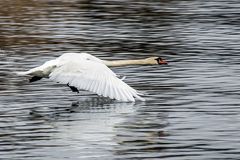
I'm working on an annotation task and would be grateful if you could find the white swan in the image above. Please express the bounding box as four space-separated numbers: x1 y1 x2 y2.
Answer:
17 53 167 102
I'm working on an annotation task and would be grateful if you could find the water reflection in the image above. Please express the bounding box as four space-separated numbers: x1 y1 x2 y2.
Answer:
0 98 138 159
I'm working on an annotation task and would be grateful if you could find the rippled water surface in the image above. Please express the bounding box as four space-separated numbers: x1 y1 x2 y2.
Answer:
1 0 240 159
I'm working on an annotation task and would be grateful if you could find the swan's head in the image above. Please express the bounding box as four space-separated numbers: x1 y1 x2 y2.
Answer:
146 57 168 65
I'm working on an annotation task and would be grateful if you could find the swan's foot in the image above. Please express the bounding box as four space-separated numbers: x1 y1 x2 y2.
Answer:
67 83 79 93
29 76 42 83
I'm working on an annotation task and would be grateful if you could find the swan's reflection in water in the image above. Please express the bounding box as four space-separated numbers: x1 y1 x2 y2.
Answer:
29 97 136 116
20 98 141 159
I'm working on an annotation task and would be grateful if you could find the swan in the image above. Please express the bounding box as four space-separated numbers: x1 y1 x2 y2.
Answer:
17 53 167 102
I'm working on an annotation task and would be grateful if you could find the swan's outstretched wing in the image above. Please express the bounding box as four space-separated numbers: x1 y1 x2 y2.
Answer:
49 59 145 102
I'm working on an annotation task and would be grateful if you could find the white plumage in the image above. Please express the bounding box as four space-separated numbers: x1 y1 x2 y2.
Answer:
17 53 145 102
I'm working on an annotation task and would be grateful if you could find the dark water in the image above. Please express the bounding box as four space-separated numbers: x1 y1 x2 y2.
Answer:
1 0 240 159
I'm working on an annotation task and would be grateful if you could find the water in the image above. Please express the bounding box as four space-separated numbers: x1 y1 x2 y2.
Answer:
1 0 240 159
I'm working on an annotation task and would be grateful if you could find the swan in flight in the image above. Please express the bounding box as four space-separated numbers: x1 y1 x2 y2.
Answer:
17 53 167 102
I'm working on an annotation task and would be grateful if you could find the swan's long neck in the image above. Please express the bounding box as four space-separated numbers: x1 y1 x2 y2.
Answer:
103 59 150 67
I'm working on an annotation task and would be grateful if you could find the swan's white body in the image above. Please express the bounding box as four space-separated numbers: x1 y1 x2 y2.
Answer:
17 53 145 102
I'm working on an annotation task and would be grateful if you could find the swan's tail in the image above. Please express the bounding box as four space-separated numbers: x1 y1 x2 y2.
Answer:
14 71 31 76
14 68 40 76
15 60 57 77
15 70 43 82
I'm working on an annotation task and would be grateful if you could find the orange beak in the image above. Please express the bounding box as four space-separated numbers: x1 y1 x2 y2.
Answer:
158 58 168 65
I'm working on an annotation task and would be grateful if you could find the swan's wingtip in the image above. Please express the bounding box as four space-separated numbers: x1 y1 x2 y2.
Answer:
134 94 146 102
137 96 146 102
